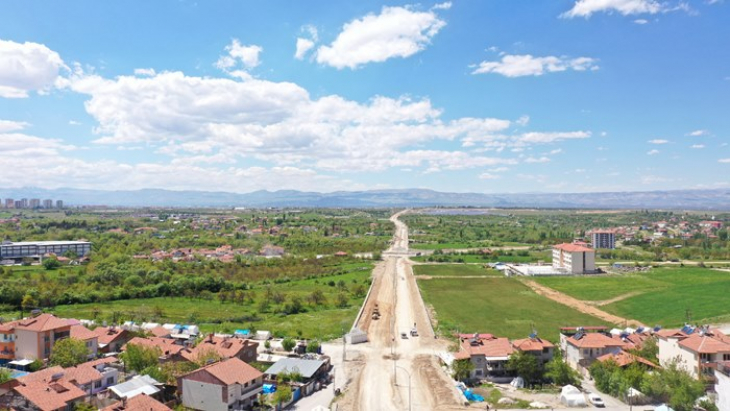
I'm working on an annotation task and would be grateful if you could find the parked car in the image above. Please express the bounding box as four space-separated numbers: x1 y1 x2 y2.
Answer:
588 393 605 407
400 332 408 339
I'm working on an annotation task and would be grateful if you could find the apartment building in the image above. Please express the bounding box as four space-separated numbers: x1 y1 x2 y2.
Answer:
591 230 616 249
657 326 730 382
552 243 596 274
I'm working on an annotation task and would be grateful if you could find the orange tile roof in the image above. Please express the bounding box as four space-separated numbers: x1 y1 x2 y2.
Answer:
181 357 262 386
17 367 65 384
92 327 129 345
566 333 626 349
597 351 658 368
655 329 689 339
180 336 257 362
101 393 172 411
553 243 594 253
678 330 730 354
70 324 97 341
125 337 183 357
512 337 555 352
15 314 71 332
148 326 171 338
458 336 514 358
14 379 86 411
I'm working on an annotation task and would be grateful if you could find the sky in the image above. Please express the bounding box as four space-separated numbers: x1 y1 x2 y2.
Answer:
0 0 728 194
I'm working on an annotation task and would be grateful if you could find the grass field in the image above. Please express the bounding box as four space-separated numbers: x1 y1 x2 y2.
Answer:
411 254 545 263
413 264 503 277
418 277 606 342
534 267 730 327
23 266 375 341
410 242 533 250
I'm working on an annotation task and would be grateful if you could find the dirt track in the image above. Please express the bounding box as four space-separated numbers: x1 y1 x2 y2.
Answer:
521 279 644 327
335 211 466 411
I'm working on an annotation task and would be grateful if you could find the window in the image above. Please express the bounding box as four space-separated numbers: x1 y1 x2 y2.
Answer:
724 354 730 361
94 381 102 388
106 377 115 385
542 347 549 354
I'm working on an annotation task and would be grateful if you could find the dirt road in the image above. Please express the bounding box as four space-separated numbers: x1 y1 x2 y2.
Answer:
521 279 644 327
336 211 465 411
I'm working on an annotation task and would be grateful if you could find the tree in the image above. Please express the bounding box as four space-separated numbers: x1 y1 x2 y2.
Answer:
28 359 44 372
193 348 222 367
281 337 296 353
544 351 580 386
21 293 36 313
74 403 97 411
43 257 61 270
272 383 292 405
121 343 161 372
306 340 321 354
335 293 349 308
506 351 543 385
628 337 658 364
264 340 271 352
452 359 474 382
49 338 89 368
307 289 327 307
0 368 11 384
641 359 705 411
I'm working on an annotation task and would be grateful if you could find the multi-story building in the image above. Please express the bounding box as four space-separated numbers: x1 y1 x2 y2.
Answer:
0 240 92 261
562 330 626 370
29 199 41 209
43 199 53 209
14 200 22 209
552 243 596 274
14 314 73 360
19 198 28 209
56 200 63 209
657 326 730 382
591 230 616 249
178 357 264 411
4 198 13 208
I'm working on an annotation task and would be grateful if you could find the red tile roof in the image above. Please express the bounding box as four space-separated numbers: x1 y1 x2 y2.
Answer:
125 337 183 357
102 393 172 411
14 379 86 411
512 337 555 352
565 333 626 349
677 330 730 354
181 357 262 386
148 326 171 338
70 324 97 341
15 314 71 332
180 336 257 362
553 243 594 253
92 326 129 346
457 335 514 359
597 351 658 368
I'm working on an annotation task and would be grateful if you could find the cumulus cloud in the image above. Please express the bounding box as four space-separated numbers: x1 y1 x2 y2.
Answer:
634 18 650 23
647 149 660 155
0 39 66 98
315 5 447 69
295 38 316 60
561 0 664 18
479 172 500 180
134 68 156 76
0 119 29 133
687 129 708 136
472 54 598 77
524 156 551 163
720 158 730 163
648 139 669 144
691 144 705 149
216 39 263 77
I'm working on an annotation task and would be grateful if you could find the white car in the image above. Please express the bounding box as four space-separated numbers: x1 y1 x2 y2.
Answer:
588 393 605 407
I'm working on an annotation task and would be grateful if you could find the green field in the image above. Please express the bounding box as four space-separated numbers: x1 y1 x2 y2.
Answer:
28 267 374 341
413 264 503 277
411 254 545 263
534 267 730 327
418 277 606 342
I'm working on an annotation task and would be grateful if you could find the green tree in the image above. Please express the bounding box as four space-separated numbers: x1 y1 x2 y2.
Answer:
193 348 222 367
544 351 580 386
121 343 161 372
0 368 12 384
272 383 292 405
306 340 321 354
628 338 659 364
28 359 44 372
506 351 543 385
281 337 296 353
452 359 474 382
641 359 705 411
74 403 97 411
42 257 61 270
49 338 90 368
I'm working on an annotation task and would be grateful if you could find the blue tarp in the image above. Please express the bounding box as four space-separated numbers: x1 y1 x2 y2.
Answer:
456 384 484 402
235 329 250 336
263 384 276 394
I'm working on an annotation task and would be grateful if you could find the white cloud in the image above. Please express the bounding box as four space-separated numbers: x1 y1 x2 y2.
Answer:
691 144 705 149
315 5 447 69
548 148 563 155
516 115 530 126
0 39 66 98
295 38 316 60
68 120 81 126
472 54 598 77
432 2 452 10
524 156 551 163
634 18 650 23
561 0 664 18
647 149 660 155
719 158 730 163
687 129 708 136
488 167 509 172
479 172 500 180
216 39 263 76
0 119 29 133
641 174 672 184
648 139 669 144
519 131 591 143
134 68 156 76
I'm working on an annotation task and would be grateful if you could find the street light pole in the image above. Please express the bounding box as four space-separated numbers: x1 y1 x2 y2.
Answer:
395 365 412 411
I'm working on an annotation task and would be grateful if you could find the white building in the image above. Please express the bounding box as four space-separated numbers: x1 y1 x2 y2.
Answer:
657 327 730 381
178 357 263 411
552 243 596 274
0 240 92 260
715 362 730 411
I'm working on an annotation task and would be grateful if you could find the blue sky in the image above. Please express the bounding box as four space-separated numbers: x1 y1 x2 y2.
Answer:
0 0 728 194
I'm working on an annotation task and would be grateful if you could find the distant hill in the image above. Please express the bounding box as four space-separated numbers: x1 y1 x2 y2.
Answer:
2 187 730 209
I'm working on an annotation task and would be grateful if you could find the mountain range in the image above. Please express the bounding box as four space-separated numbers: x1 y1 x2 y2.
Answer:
2 187 730 210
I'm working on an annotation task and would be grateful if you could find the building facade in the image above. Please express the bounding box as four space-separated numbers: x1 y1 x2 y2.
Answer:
552 243 596 274
0 241 91 260
591 230 616 249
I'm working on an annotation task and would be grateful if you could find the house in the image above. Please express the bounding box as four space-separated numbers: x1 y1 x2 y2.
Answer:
92 326 130 354
552 243 596 274
69 324 99 359
454 333 514 381
0 319 20 365
656 326 730 381
512 335 555 365
562 330 626 370
109 375 163 400
101 393 172 411
263 358 329 383
181 335 258 364
123 337 185 363
64 357 120 395
178 357 263 411
12 377 86 411
13 314 73 361
596 351 658 369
